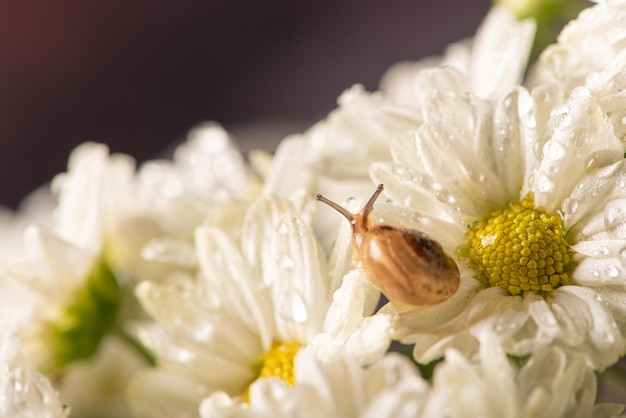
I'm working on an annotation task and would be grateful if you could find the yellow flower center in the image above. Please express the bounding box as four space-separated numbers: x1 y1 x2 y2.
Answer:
242 341 301 402
463 193 574 296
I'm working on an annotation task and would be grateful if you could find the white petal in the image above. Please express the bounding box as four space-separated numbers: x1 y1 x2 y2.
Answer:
263 136 317 202
563 160 626 237
241 195 297 285
370 162 466 225
491 87 537 199
552 286 626 369
200 392 258 418
532 94 623 212
128 369 206 418
572 255 626 286
270 212 329 342
195 226 274 349
470 6 536 101
372 203 466 251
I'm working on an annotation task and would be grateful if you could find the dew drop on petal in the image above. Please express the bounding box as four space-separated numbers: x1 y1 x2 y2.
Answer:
619 248 626 267
525 115 537 129
533 85 551 103
534 172 555 193
605 201 626 239
585 150 621 173
419 174 434 190
278 289 309 323
605 265 620 278
543 140 566 161
553 106 572 130
279 255 294 269
561 198 579 215
435 189 454 204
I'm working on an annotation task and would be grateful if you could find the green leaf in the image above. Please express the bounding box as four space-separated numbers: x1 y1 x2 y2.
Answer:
46 257 121 374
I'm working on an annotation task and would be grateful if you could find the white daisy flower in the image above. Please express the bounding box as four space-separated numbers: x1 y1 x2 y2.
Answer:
536 1 626 143
199 348 430 418
423 330 626 418
200 332 625 418
1 142 136 373
128 194 390 418
369 69 626 369
110 122 260 282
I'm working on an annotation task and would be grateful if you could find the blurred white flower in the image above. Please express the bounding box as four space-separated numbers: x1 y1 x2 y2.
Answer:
0 364 69 418
423 331 625 418
200 332 625 418
128 194 390 418
109 122 261 283
0 142 134 373
200 348 429 418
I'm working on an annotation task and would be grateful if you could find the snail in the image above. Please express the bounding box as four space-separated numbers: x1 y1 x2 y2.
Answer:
316 184 460 311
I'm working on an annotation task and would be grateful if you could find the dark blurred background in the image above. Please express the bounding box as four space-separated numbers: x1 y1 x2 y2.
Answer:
0 0 490 208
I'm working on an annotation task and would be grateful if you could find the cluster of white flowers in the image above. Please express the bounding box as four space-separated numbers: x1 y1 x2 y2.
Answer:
2 1 626 417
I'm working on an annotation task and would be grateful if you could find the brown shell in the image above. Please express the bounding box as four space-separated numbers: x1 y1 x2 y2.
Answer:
359 225 460 309
316 184 460 311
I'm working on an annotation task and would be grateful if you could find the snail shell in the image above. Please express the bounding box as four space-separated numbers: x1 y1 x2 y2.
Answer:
316 184 460 311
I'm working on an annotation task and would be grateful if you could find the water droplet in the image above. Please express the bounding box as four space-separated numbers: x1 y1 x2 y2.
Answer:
391 165 406 176
605 201 626 239
524 115 537 129
592 269 600 278
278 222 291 235
585 150 620 173
541 313 557 326
534 172 555 193
469 171 486 182
503 95 514 110
619 248 626 267
403 196 413 206
278 289 309 323
410 212 421 223
435 189 454 204
605 265 620 278
533 86 551 103
419 174 434 190
561 198 579 215
543 140 566 160
553 106 572 130
279 255 294 269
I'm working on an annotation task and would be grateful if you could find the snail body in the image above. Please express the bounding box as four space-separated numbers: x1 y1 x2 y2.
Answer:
316 184 460 310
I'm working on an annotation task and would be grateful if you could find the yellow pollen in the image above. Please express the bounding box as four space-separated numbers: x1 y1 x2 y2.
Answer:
463 193 574 296
242 341 301 402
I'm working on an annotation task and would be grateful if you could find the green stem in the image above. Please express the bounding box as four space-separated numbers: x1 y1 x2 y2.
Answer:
114 326 156 367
